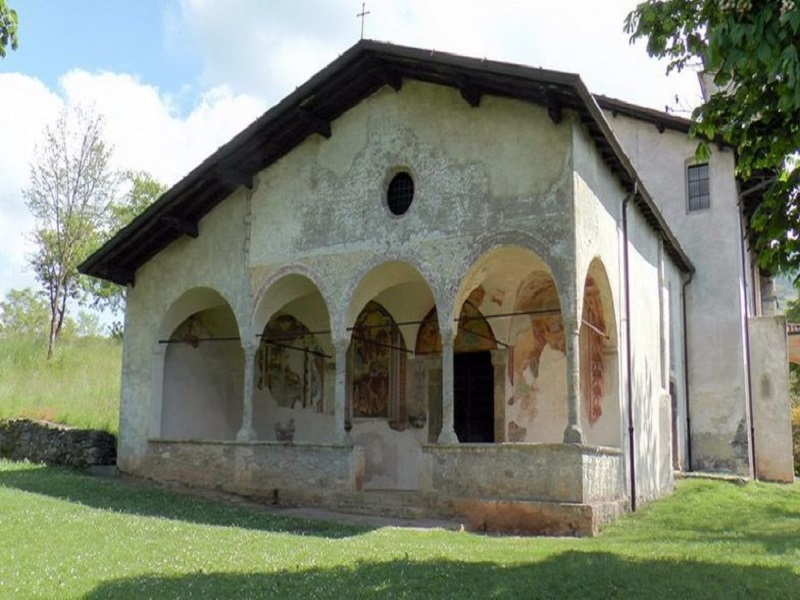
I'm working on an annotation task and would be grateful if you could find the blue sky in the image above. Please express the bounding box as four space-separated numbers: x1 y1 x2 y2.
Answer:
0 1 703 314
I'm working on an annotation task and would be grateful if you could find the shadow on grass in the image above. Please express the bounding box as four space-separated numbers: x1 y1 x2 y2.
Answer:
83 551 798 599
0 463 371 539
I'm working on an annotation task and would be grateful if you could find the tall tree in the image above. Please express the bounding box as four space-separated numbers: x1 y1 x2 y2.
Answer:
0 0 17 58
24 107 120 358
625 1 800 276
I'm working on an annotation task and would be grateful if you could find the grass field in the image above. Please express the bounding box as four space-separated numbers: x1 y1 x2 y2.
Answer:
0 336 121 433
0 460 798 599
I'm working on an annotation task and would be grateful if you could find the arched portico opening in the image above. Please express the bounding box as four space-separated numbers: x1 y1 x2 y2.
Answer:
157 287 243 441
580 258 620 447
347 261 436 490
416 301 498 443
253 273 333 443
455 245 566 444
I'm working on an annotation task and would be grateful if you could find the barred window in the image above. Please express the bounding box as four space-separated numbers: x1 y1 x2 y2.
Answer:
687 163 710 212
387 172 414 215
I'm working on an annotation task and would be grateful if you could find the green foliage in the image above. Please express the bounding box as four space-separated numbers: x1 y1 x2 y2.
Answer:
0 287 49 339
0 0 17 58
112 170 167 227
0 335 121 432
88 170 166 318
25 106 121 358
626 1 800 277
0 463 798 598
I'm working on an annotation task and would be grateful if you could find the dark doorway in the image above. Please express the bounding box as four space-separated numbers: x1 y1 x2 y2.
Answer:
454 351 494 443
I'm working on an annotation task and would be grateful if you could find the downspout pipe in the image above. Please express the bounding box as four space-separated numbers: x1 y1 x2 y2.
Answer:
622 191 636 511
737 202 757 478
681 273 694 471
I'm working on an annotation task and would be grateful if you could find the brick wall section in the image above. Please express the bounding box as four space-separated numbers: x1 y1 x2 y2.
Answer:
0 419 116 467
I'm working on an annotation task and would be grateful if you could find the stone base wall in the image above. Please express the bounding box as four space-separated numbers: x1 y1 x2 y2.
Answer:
421 443 624 503
137 440 365 504
748 316 795 482
0 419 116 467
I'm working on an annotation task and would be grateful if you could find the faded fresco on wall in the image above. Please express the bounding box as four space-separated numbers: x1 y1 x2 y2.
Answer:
415 300 497 355
259 314 324 412
582 276 606 425
510 272 564 382
507 271 566 439
351 301 405 418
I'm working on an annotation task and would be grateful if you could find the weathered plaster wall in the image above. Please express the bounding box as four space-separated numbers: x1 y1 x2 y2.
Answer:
749 316 794 482
120 190 249 469
602 111 751 475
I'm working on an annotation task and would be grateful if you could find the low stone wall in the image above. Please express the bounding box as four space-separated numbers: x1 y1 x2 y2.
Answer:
139 440 365 504
421 443 624 503
0 419 116 467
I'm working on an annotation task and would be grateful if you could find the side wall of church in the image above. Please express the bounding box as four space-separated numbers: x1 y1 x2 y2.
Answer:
572 121 682 502
602 111 752 476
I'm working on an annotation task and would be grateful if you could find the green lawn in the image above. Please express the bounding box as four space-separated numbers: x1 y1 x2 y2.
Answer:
0 336 121 434
0 460 798 599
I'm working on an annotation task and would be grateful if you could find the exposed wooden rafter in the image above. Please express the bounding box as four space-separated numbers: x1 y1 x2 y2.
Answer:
161 215 199 239
296 108 332 139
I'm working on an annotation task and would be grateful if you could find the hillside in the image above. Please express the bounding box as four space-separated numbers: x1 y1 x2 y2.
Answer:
0 336 122 434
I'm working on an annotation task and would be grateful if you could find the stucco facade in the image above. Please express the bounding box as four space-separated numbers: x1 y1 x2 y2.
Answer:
81 41 794 535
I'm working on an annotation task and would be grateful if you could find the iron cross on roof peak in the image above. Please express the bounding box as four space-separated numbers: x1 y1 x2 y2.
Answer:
357 2 370 40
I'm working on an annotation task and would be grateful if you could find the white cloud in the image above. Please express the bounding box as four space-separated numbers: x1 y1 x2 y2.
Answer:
0 70 266 302
0 74 62 297
171 0 703 112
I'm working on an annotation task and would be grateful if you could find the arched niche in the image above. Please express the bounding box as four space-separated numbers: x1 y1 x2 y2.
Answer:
580 258 620 448
157 287 243 441
253 273 333 443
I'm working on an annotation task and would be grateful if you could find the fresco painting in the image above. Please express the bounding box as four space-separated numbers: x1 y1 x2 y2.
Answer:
259 314 324 412
351 301 402 418
582 276 606 425
415 299 497 355
510 273 564 384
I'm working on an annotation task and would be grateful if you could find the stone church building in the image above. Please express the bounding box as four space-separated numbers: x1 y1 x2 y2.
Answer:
81 41 794 535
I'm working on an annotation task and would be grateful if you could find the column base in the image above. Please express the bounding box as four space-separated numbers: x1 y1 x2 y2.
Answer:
437 428 459 444
236 426 257 442
563 424 584 444
334 430 353 445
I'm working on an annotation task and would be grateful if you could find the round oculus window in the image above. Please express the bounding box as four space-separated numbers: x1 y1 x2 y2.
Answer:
386 172 414 216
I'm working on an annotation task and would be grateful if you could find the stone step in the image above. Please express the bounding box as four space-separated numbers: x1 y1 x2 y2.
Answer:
330 490 428 520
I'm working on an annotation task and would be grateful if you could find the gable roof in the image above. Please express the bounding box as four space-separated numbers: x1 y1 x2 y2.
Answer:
79 40 694 285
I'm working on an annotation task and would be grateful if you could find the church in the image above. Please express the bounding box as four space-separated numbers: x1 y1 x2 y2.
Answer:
80 40 794 535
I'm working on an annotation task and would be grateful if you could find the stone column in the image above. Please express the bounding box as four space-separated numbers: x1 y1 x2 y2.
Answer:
333 338 352 445
491 348 507 443
438 333 459 444
149 344 166 438
563 324 584 444
236 342 257 442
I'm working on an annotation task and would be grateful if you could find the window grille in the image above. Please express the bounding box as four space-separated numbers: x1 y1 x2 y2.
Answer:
387 172 414 215
687 163 710 212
